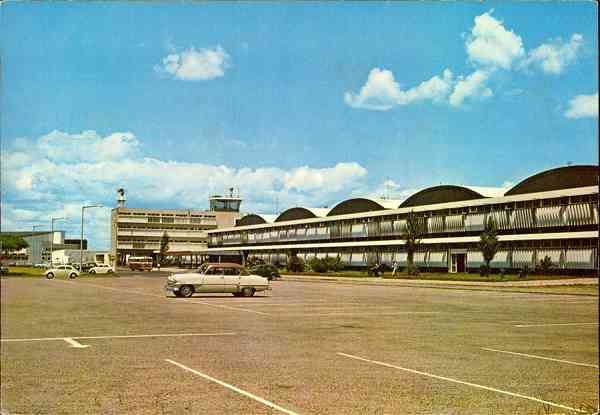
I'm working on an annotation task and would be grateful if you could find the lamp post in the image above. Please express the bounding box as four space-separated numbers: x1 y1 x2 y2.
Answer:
50 217 65 266
81 205 103 272
32 224 44 265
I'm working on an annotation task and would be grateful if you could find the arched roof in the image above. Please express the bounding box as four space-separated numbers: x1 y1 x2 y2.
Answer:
505 165 598 196
399 185 495 208
327 198 402 216
236 214 270 226
275 207 330 222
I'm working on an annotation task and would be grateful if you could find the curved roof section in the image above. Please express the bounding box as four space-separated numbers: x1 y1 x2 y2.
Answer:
505 165 598 196
399 185 498 208
236 214 266 226
275 207 330 222
327 198 402 216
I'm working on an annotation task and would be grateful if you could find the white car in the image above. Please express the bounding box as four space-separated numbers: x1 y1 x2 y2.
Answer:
45 265 79 280
165 263 271 298
88 264 113 274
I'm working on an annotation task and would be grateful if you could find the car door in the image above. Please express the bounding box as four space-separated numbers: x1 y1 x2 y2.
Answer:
56 266 67 278
222 267 241 293
202 267 225 293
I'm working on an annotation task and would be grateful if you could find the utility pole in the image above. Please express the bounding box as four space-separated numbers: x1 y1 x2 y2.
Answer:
81 205 103 273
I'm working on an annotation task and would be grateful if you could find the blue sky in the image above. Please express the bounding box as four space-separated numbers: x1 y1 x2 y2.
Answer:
1 2 597 250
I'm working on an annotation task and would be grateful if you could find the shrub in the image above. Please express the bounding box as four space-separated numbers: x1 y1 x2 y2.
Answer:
287 256 305 272
246 256 266 268
538 255 553 274
307 258 328 273
323 256 346 272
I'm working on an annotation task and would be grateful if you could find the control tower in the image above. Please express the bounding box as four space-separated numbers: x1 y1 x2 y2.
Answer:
209 188 242 228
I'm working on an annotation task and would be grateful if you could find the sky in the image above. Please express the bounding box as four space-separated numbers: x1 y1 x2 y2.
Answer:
1 1 598 250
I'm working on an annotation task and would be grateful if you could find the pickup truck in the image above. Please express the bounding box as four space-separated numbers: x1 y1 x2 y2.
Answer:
165 262 270 298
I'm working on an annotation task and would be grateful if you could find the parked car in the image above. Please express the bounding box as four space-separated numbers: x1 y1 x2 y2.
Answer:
45 265 79 279
165 262 271 298
88 264 113 274
249 264 281 281
0 265 9 275
81 262 97 272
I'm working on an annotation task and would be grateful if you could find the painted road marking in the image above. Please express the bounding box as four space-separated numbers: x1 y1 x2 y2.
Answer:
165 359 299 415
481 347 599 369
184 300 271 316
62 338 89 348
283 311 440 317
514 322 599 328
50 280 270 315
1 332 236 343
337 352 586 414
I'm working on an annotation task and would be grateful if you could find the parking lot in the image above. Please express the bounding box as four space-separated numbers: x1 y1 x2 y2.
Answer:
1 276 598 414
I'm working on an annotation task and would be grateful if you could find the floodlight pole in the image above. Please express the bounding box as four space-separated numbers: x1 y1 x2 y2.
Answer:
81 205 103 272
50 217 65 266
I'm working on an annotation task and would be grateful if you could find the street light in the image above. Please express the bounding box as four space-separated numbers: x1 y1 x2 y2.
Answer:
50 217 65 266
81 205 103 272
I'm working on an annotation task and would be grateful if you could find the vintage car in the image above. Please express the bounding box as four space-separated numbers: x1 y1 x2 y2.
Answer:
165 262 270 298
45 265 79 279
88 264 113 274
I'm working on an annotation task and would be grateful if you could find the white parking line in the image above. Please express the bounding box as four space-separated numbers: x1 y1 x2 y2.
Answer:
481 347 599 369
514 322 599 328
49 280 271 315
1 332 236 343
165 359 299 415
337 352 586 414
62 338 90 348
185 300 271 316
284 311 440 317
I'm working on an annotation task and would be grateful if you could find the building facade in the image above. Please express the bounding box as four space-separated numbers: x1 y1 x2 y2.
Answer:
111 194 242 265
0 231 86 265
206 166 599 274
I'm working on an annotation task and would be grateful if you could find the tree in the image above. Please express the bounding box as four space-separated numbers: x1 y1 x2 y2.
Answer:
0 235 29 253
402 211 423 276
478 217 499 277
159 232 170 265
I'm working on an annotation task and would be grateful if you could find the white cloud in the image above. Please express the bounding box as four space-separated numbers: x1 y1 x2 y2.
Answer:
37 130 140 162
449 70 493 107
345 11 585 111
522 34 584 75
466 10 525 70
284 163 367 192
364 180 418 201
156 46 230 81
564 92 598 119
344 68 454 111
2 130 370 248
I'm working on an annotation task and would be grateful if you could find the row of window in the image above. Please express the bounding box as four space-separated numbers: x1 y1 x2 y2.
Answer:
249 247 597 270
212 202 598 246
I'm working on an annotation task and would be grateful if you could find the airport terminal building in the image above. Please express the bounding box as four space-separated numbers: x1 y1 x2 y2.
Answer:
206 166 599 274
111 194 242 265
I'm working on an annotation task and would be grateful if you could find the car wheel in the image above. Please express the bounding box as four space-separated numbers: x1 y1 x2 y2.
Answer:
69 273 77 279
241 287 254 297
46 272 55 279
179 285 193 298
232 292 242 297
89 270 96 274
107 269 113 274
